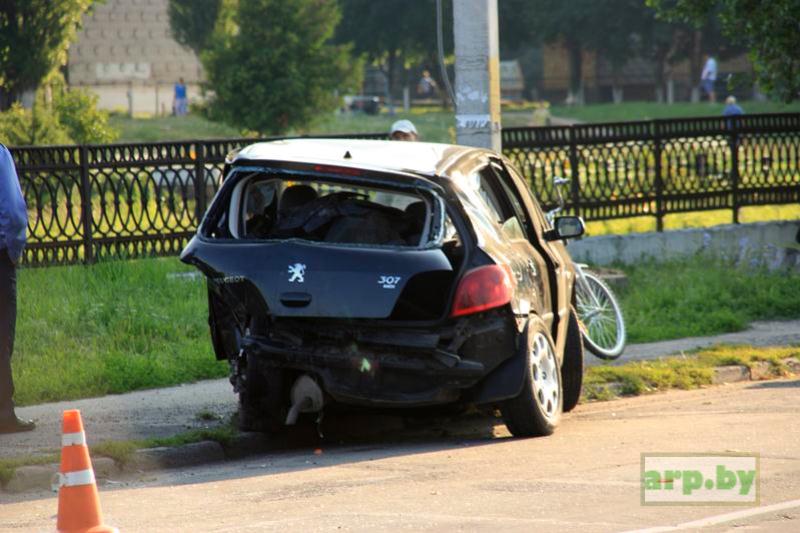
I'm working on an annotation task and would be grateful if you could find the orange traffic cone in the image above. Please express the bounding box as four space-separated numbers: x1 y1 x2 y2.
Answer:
56 409 118 533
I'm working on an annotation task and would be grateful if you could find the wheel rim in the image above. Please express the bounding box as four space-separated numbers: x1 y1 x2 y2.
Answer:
530 332 559 420
576 275 625 356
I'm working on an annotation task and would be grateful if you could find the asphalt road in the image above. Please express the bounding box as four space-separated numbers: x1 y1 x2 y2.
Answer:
3 319 799 461
2 379 799 532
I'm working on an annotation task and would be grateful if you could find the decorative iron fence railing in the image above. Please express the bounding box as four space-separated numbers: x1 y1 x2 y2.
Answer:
13 133 387 267
502 113 800 229
12 113 800 267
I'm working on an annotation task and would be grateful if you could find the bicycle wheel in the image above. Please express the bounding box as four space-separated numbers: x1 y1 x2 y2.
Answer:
574 271 626 360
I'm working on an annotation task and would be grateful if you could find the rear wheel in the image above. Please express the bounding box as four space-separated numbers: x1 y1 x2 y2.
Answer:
237 351 287 433
561 308 584 413
501 317 562 437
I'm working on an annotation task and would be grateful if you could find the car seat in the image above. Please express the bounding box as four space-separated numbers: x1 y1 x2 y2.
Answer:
280 185 318 215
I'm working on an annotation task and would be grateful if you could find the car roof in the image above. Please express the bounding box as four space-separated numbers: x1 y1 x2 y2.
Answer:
231 138 489 179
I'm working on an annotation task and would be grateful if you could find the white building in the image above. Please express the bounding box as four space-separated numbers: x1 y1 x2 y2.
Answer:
67 0 204 115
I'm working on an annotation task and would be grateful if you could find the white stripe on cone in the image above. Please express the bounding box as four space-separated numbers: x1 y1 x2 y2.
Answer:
62 431 87 446
58 469 96 488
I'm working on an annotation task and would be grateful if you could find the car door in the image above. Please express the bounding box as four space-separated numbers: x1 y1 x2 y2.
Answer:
466 161 554 329
492 157 575 357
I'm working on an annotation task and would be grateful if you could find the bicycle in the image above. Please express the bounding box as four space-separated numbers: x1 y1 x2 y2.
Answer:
545 177 626 360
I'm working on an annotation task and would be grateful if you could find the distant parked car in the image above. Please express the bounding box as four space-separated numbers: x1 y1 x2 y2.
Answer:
343 95 381 115
181 139 586 437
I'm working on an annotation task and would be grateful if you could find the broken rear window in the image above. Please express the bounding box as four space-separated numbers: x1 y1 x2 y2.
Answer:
212 171 442 248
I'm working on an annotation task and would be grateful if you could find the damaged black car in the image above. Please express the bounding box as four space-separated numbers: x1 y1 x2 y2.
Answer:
181 139 586 437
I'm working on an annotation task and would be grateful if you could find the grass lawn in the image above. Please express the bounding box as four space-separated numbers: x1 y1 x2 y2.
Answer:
584 205 800 236
109 113 242 142
583 344 799 401
619 259 800 343
10 255 800 406
108 101 800 144
549 100 800 123
13 257 225 406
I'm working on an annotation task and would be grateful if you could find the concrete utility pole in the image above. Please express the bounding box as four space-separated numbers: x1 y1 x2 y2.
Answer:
452 0 501 151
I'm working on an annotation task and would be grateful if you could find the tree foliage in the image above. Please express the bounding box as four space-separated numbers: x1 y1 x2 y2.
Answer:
0 72 118 146
648 0 800 101
167 0 222 56
336 0 441 64
203 0 361 134
0 0 98 109
515 0 655 98
335 0 451 102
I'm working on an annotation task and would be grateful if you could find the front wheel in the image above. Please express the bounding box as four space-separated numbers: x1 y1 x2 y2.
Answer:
501 317 562 437
575 271 626 360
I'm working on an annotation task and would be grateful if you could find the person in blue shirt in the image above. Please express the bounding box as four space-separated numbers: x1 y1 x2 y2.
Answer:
723 95 744 116
700 54 718 103
0 144 35 433
173 78 188 116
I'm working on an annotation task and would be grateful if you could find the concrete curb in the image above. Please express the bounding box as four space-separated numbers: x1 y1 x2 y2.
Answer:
3 359 799 494
583 357 798 403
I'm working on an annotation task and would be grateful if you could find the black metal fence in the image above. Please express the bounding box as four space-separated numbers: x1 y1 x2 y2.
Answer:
13 133 387 267
12 114 800 267
503 113 800 229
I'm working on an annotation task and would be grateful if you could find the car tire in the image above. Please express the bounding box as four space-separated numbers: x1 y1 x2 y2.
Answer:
237 351 286 433
501 316 562 437
561 307 584 413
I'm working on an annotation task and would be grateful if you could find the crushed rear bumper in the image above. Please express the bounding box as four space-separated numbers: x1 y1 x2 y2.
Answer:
241 312 521 407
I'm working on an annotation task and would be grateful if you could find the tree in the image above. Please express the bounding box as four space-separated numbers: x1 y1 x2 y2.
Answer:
648 0 800 101
167 0 222 56
203 0 361 134
514 0 655 104
0 0 98 110
335 1 450 106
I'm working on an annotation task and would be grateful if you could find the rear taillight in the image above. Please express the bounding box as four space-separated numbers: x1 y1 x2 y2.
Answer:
451 265 514 317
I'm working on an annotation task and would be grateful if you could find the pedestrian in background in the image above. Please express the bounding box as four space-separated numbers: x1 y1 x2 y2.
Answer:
173 78 188 116
701 54 718 103
0 144 34 434
389 120 419 141
416 70 438 99
723 95 744 116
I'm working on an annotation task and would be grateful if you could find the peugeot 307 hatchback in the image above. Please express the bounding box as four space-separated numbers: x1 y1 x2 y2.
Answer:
181 139 586 437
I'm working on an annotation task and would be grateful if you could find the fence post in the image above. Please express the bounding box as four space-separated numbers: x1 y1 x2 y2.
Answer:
653 120 664 232
79 145 94 264
194 142 206 223
730 117 740 224
568 126 581 218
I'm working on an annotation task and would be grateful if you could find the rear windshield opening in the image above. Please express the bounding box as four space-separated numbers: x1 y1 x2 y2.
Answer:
224 171 438 247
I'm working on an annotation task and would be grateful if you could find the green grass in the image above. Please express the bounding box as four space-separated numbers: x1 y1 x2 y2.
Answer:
0 453 60 486
0 423 237 486
91 424 238 466
109 113 242 142
13 257 226 406
550 100 800 123
619 259 800 343
109 109 532 145
10 254 800 408
97 101 800 144
585 205 800 235
583 345 799 401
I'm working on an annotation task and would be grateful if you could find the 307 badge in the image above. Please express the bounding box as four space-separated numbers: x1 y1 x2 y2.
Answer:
378 275 401 289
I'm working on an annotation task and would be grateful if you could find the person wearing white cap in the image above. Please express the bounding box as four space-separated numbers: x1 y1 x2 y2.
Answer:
389 119 419 141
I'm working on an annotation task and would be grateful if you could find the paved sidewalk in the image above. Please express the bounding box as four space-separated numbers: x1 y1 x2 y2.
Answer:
586 319 800 367
4 319 799 460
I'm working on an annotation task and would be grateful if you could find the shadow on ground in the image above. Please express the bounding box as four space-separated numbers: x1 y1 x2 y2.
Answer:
152 408 513 491
746 379 800 390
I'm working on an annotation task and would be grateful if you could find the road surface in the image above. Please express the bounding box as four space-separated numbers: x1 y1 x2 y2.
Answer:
2 379 798 532
4 318 799 461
